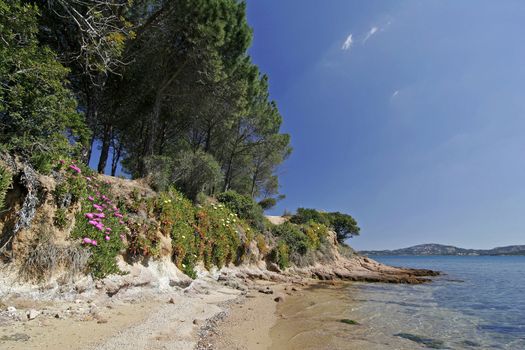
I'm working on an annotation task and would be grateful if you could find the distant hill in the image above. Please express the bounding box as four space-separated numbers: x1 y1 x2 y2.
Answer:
360 244 525 256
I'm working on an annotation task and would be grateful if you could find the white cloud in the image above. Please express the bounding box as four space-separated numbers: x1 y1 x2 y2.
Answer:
341 34 353 51
363 26 379 43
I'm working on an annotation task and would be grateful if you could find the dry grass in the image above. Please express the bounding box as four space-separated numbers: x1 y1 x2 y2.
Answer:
19 230 90 282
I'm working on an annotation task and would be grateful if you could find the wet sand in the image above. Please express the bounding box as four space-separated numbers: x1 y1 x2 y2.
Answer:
211 282 424 350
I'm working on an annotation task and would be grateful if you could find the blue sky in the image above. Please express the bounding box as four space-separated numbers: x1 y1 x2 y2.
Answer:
246 0 525 250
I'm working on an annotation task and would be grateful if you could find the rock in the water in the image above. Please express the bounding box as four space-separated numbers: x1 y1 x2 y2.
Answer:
274 296 284 302
26 309 39 320
169 297 176 304
193 319 200 325
395 333 446 349
340 319 359 325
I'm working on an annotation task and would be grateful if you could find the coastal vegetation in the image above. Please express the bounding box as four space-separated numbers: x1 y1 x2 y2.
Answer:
0 0 363 281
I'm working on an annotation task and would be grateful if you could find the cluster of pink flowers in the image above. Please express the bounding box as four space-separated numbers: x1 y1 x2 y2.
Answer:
61 161 128 247
82 192 126 244
69 164 82 174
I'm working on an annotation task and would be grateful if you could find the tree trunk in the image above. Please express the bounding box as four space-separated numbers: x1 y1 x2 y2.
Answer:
111 143 122 176
97 123 112 174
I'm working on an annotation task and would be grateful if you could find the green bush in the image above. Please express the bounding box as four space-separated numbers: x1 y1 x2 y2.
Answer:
172 150 223 201
290 208 360 243
216 190 265 231
0 164 11 210
271 222 309 255
290 208 330 226
270 240 289 270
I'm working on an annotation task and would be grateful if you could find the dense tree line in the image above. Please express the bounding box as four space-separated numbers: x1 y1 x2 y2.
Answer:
1 0 290 203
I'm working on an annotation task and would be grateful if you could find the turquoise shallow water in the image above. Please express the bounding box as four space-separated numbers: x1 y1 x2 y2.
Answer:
363 256 525 349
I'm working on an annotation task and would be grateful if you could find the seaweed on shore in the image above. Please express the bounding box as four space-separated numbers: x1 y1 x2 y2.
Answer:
340 319 359 325
395 333 447 349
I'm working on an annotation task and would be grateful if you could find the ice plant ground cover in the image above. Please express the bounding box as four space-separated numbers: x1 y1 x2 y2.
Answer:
56 160 128 278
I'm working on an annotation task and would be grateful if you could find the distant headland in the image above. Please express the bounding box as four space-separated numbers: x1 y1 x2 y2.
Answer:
360 243 525 256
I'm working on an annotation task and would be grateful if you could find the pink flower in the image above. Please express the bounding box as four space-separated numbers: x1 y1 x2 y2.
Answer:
96 224 105 231
82 237 92 244
96 213 105 218
88 196 94 201
105 236 110 241
59 160 65 164
69 165 81 174
88 220 98 226
85 177 92 182
91 240 97 246
114 213 123 218
106 227 112 232
85 213 95 219
119 220 125 225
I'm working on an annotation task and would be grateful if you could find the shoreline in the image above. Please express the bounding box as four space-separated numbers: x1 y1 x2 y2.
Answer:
0 259 439 349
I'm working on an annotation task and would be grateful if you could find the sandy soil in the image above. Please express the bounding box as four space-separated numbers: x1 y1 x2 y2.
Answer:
0 278 242 350
202 280 307 350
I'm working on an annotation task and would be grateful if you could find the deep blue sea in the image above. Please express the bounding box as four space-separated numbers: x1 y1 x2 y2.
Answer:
359 256 525 349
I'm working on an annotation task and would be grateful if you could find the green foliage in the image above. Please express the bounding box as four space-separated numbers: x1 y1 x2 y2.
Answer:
61 162 127 279
302 221 329 250
54 208 67 229
172 150 223 201
126 219 161 260
157 188 197 274
0 1 89 166
271 222 309 255
0 164 11 210
328 211 360 242
270 240 289 270
195 203 242 269
291 208 360 243
255 234 268 256
216 190 265 231
290 208 330 226
258 198 277 210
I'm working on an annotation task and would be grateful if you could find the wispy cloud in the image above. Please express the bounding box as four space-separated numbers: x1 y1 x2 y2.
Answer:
363 26 379 43
341 34 353 51
391 90 399 98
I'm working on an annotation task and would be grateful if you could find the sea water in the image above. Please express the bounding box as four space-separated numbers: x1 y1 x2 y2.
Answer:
269 256 525 350
366 256 525 349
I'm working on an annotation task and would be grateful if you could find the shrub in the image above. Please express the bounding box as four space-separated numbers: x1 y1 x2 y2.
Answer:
290 208 330 226
302 220 329 250
172 150 223 201
270 240 289 270
216 190 265 231
271 222 309 256
290 208 360 243
0 164 11 210
143 155 174 192
255 234 268 256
